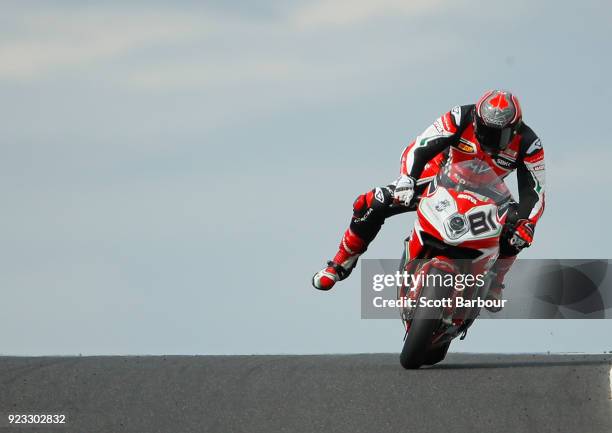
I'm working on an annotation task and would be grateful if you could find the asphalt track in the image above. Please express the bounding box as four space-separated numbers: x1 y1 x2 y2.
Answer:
0 354 611 433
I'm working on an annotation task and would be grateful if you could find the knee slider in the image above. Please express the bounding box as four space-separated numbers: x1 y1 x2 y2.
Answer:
369 187 394 210
353 187 393 218
352 193 368 217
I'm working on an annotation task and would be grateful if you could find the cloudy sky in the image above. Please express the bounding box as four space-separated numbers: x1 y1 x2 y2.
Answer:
1 0 611 355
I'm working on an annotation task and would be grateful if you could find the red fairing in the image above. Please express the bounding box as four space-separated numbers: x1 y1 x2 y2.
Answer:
457 236 500 251
410 186 505 259
447 189 490 214
407 221 426 260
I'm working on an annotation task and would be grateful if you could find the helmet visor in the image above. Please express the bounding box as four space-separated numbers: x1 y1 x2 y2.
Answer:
475 117 513 153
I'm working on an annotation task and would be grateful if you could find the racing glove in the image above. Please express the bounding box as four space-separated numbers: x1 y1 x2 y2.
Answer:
510 219 535 250
394 175 416 206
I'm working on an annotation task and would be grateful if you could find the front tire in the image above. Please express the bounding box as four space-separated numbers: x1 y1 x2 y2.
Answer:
423 342 450 366
400 267 450 369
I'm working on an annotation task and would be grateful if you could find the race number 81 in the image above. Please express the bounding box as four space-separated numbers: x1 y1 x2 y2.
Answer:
468 210 497 235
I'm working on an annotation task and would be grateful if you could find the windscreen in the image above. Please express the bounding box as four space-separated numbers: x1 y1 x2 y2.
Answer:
436 159 512 205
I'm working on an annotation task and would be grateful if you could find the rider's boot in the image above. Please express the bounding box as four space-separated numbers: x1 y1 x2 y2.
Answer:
485 255 517 312
312 229 367 291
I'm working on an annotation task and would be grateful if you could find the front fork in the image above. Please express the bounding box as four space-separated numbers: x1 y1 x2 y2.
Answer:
398 253 460 334
399 247 498 340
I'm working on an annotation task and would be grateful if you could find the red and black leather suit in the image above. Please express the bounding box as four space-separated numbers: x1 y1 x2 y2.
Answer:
350 104 545 257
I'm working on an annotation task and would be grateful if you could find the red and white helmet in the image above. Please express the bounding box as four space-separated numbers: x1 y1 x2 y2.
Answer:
474 90 522 153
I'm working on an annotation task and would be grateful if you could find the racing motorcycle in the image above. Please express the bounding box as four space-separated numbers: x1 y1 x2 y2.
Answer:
397 159 513 369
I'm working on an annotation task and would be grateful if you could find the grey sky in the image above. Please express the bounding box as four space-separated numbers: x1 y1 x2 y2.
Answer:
1 0 611 355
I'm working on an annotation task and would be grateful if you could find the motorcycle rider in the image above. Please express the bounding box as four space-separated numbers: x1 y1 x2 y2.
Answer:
312 90 545 306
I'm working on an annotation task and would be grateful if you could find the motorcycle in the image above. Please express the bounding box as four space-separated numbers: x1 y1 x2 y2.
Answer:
397 159 512 369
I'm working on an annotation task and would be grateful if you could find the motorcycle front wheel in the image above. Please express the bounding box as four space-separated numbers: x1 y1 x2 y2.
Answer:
400 267 451 369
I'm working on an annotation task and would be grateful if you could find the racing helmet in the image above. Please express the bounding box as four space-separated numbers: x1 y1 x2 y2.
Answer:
474 90 522 153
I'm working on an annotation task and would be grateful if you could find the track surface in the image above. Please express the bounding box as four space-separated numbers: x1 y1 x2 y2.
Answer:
0 354 611 433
